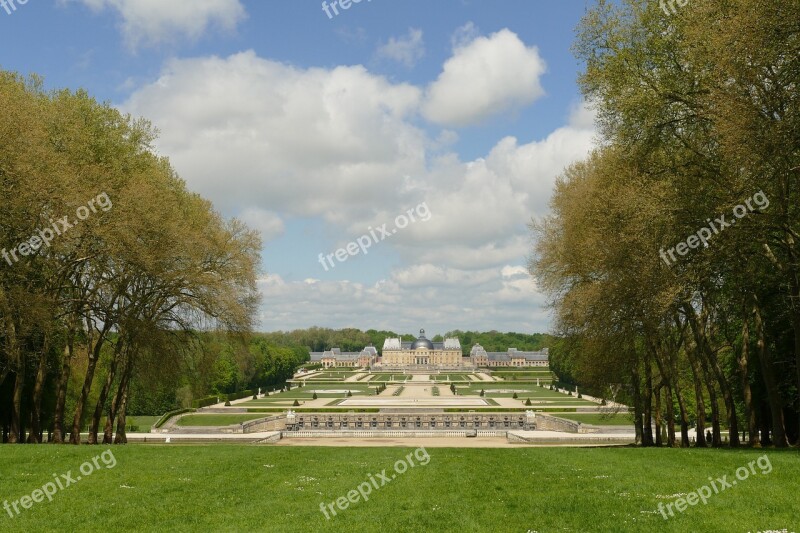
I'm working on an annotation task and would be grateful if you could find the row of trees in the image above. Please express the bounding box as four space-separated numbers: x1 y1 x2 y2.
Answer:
0 72 261 444
531 0 800 447
442 330 552 355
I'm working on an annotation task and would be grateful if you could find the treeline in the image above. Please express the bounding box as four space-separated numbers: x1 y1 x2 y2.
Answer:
531 0 800 447
442 330 552 355
277 327 551 356
0 72 261 444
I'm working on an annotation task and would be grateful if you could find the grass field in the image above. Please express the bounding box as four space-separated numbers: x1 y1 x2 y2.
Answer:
554 413 634 426
0 446 797 532
176 414 268 426
368 374 412 382
431 374 470 382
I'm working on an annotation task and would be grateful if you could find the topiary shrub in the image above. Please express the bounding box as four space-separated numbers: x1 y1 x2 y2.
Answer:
312 392 318 400
512 392 518 400
525 398 532 406
577 393 582 399
292 399 300 406
347 390 352 397
480 389 485 397
568 391 572 396
224 400 231 406
253 395 258 400
600 399 607 406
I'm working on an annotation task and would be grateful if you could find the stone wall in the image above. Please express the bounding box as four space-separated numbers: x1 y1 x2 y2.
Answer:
284 411 531 431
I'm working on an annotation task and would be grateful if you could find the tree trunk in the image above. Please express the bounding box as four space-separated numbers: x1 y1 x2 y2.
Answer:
27 342 49 444
665 384 676 447
685 347 707 447
104 349 131 444
642 354 654 446
699 352 722 447
89 341 124 444
8 367 24 443
70 323 109 444
52 331 76 444
738 313 758 446
792 311 800 445
654 384 663 447
753 296 789 447
631 364 644 445
114 379 129 445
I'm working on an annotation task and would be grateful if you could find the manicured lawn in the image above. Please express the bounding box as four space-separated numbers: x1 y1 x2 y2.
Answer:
369 374 412 382
431 374 470 382
86 415 161 432
176 414 268 426
0 446 797 532
554 412 635 426
243 385 377 403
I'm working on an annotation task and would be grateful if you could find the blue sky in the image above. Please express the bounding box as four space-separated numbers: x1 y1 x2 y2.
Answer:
0 0 598 335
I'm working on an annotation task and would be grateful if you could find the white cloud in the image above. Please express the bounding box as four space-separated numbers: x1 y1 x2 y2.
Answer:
451 21 480 50
375 28 425 67
122 51 425 218
120 49 595 332
65 0 246 50
257 265 547 333
237 208 285 243
423 29 546 127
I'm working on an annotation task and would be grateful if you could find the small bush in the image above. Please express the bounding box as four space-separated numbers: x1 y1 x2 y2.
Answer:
292 399 300 406
568 391 572 396
224 400 231 406
253 395 258 400
512 392 518 399
525 398 532 406
480 389 485 397
600 399 607 406
577 393 582 399
312 392 318 400
347 390 352 397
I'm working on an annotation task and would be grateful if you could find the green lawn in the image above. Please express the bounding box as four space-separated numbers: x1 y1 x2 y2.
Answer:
0 446 797 532
85 415 161 432
554 413 635 426
176 414 268 426
431 374 470 382
369 374 412 382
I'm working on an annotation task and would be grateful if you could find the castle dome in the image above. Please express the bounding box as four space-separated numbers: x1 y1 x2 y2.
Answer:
410 329 434 350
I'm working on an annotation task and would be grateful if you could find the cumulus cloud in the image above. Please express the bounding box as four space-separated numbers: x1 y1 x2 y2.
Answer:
65 0 246 50
375 28 425 67
237 208 285 243
422 28 547 127
258 264 546 333
120 47 594 332
122 51 425 218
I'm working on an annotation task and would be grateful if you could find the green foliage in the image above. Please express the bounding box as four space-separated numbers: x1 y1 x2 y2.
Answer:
154 408 195 429
192 396 220 409
227 390 254 402
292 399 300 407
443 330 554 355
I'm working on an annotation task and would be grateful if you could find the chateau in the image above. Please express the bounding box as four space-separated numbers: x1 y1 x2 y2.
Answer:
309 329 549 369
